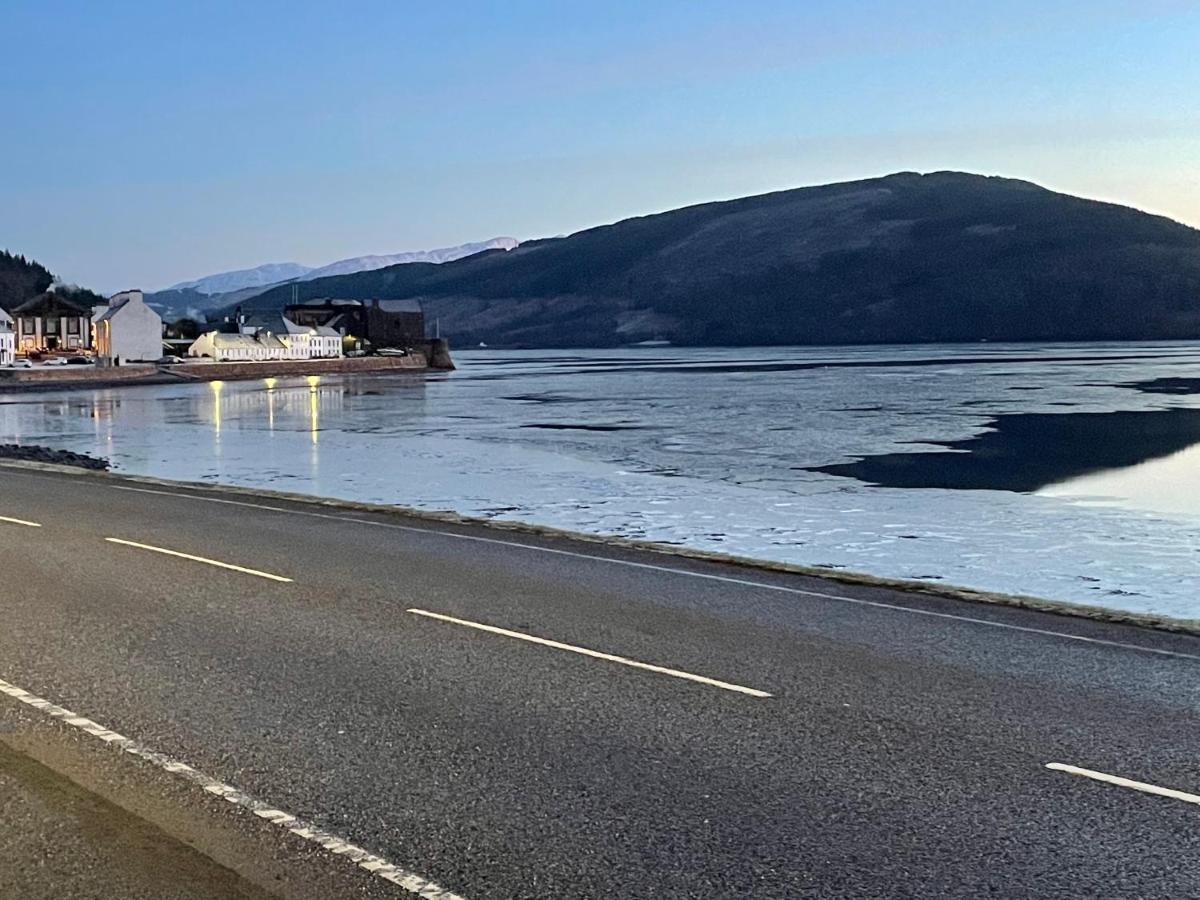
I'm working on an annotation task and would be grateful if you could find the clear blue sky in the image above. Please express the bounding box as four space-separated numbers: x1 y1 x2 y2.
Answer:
2 0 1197 291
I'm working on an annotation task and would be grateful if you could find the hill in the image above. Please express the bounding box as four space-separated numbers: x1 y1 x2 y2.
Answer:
241 171 1200 347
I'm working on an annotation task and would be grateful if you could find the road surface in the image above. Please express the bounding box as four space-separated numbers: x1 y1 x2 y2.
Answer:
0 464 1198 898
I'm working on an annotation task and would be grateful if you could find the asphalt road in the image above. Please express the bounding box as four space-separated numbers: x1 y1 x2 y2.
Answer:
1 465 1199 898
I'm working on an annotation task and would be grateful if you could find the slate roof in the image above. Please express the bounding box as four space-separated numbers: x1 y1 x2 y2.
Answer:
374 299 423 313
12 293 89 317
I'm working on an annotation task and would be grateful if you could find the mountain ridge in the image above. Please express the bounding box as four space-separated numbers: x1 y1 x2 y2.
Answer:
162 237 519 297
236 171 1200 347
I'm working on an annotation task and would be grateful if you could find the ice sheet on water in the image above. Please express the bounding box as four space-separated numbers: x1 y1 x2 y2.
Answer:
1 343 1199 619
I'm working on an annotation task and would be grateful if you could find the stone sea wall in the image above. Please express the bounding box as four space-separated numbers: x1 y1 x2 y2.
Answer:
0 340 454 392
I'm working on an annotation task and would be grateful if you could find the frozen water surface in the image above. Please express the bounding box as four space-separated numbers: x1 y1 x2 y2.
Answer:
2 343 1199 619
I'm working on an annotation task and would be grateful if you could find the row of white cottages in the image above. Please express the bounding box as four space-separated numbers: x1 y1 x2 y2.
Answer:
188 314 342 362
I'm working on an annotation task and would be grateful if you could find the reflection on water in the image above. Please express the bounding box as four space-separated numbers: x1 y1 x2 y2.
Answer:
1038 442 1200 515
0 374 423 492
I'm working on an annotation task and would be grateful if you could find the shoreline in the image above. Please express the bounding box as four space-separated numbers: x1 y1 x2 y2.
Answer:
0 341 453 393
3 457 1197 638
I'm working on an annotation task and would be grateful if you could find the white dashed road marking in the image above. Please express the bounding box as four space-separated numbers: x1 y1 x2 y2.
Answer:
107 483 1200 663
407 607 773 698
0 675 465 899
0 514 41 527
104 537 293 583
1046 762 1200 807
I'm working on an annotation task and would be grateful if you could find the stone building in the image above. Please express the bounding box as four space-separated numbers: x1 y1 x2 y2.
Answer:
285 298 425 349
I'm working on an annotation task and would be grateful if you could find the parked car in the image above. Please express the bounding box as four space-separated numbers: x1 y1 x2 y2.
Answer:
156 356 185 365
66 356 93 365
41 357 69 366
10 359 33 369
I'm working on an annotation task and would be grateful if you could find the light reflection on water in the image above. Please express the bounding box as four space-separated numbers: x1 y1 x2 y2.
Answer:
1038 442 1200 516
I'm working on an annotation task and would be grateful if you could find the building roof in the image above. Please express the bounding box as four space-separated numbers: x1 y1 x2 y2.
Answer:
243 313 309 335
94 297 131 324
314 325 340 337
202 332 289 350
0 308 12 325
374 299 423 314
12 292 90 317
287 298 365 309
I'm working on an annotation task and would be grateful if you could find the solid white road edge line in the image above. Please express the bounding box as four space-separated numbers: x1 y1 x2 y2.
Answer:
0 676 465 899
407 607 773 697
1046 762 1200 807
104 537 293 583
0 514 42 527
106 484 1200 663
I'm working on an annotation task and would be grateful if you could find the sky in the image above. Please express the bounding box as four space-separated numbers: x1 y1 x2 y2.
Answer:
2 0 1197 292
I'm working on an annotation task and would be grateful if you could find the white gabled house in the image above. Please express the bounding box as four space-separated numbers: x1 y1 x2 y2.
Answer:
0 309 15 366
92 290 163 364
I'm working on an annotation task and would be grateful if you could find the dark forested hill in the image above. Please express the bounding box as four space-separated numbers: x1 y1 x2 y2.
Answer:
0 251 54 310
243 171 1200 347
0 250 106 312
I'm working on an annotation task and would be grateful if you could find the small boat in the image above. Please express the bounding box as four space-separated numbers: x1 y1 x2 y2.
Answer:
630 339 672 348
376 348 409 358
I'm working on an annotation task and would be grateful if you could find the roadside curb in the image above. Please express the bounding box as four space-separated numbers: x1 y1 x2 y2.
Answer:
3 457 1197 638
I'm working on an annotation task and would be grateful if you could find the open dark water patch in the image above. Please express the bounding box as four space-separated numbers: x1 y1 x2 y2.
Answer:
1125 377 1200 395
812 408 1200 492
521 423 650 432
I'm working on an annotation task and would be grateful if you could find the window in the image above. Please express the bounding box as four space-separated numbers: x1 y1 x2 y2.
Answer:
68 318 80 335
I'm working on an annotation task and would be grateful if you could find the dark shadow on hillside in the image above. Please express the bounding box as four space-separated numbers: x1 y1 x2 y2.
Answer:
811 408 1200 492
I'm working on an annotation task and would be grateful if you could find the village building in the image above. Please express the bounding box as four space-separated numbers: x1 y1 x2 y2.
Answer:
188 330 291 362
92 290 164 364
0 309 15 366
240 313 343 360
11 292 92 353
285 298 424 349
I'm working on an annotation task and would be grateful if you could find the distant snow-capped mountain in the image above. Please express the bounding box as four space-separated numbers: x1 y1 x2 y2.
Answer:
168 262 313 296
165 238 519 296
300 238 519 281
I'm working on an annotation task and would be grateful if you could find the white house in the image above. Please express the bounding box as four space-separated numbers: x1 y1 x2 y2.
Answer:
311 324 342 358
188 330 291 362
0 309 15 366
92 290 163 364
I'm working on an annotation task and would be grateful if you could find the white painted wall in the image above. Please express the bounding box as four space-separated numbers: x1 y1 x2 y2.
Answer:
0 312 14 366
97 291 163 363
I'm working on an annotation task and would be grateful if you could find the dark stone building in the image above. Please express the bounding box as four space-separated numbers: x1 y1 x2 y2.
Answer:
284 298 425 349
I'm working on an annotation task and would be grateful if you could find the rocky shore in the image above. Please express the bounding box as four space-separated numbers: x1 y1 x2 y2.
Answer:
0 444 109 470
